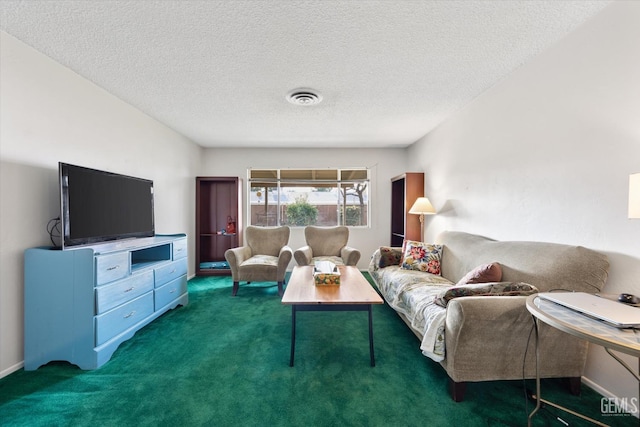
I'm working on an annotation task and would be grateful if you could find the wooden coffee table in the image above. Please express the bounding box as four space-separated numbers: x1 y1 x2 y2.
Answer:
281 265 384 367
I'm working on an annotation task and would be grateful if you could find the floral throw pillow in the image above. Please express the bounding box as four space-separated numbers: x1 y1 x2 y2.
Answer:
400 240 443 274
378 246 403 268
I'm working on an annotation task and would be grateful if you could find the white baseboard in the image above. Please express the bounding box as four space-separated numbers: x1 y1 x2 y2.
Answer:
582 375 640 419
0 361 23 379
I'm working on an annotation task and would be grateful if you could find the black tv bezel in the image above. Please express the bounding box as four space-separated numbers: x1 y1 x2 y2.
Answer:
59 162 155 249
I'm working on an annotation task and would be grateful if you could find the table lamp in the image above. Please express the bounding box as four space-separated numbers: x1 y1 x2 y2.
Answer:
629 173 640 219
409 197 436 241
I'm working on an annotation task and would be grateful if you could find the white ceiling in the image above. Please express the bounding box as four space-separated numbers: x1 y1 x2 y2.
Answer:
0 1 611 148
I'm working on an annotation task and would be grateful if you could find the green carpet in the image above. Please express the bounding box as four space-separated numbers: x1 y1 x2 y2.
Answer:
0 274 635 426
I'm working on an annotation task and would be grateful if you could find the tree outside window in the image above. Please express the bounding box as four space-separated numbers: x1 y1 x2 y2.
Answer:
284 195 318 226
248 168 369 227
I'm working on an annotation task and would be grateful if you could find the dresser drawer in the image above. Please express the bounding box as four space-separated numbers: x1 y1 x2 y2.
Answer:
154 276 187 310
173 238 187 260
154 258 187 288
95 270 154 314
95 252 129 285
95 292 154 346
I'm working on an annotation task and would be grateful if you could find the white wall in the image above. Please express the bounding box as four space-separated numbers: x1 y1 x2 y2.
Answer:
2 1 637 410
407 1 639 408
0 32 202 377
200 147 408 270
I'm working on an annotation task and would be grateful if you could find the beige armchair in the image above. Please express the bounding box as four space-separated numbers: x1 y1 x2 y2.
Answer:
224 226 292 296
294 226 361 266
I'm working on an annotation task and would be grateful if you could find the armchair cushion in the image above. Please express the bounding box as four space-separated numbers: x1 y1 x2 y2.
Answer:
240 254 279 268
308 255 345 265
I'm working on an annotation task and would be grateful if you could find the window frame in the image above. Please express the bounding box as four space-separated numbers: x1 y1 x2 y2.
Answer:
247 167 370 228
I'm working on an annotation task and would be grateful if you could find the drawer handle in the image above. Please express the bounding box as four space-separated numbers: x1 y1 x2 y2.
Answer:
107 265 120 271
169 288 176 294
124 287 135 293
170 269 176 274
176 248 183 252
124 310 136 319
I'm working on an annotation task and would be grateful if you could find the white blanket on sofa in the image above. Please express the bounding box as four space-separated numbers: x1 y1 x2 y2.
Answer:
370 264 453 362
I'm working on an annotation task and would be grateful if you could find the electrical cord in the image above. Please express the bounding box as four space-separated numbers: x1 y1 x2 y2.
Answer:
47 217 61 248
522 293 580 426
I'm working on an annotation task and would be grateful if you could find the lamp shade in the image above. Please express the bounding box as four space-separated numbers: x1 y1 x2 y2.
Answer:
409 197 436 215
630 173 640 219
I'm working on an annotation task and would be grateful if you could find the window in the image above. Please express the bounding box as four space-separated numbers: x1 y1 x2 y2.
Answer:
248 168 369 227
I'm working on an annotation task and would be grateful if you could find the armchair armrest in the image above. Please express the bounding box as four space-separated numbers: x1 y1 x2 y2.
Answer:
224 246 252 279
277 246 293 279
294 245 313 266
341 246 361 266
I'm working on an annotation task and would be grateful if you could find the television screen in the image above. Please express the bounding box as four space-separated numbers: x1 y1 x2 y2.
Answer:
59 162 155 249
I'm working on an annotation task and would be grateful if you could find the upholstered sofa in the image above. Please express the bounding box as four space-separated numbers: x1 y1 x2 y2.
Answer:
369 231 609 401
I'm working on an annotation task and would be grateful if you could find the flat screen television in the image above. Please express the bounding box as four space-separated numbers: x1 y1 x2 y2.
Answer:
59 162 155 249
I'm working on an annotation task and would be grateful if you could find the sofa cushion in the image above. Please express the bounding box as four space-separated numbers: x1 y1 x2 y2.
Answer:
436 230 609 293
371 262 453 361
435 281 539 307
379 246 403 268
456 262 502 286
401 240 443 274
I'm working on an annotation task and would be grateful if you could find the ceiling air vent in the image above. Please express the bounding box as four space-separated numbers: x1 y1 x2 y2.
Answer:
287 89 322 106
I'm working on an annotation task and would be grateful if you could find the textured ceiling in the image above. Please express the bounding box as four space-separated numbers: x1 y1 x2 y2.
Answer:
0 1 611 148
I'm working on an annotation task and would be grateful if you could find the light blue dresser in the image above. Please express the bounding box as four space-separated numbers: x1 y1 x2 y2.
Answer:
24 234 188 370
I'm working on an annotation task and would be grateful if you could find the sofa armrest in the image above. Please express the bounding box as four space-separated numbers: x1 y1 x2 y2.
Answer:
368 247 404 285
341 246 361 266
369 247 403 271
294 245 313 266
369 248 381 273
445 296 531 355
442 296 588 382
224 246 253 279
